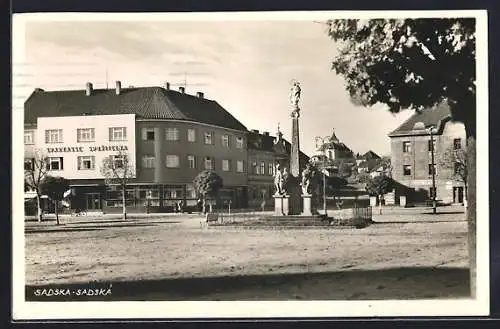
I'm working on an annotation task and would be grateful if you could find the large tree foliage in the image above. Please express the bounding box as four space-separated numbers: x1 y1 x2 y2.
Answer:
327 18 475 137
193 170 223 213
100 151 135 220
365 175 394 215
24 150 49 222
40 175 69 225
326 17 476 296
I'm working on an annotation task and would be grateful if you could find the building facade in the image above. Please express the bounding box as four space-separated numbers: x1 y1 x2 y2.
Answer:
24 81 250 213
389 102 467 205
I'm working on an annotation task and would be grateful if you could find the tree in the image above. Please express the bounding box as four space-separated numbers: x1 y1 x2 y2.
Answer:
326 18 476 296
440 145 468 197
100 151 135 220
193 170 223 213
24 150 49 222
365 175 394 215
40 176 69 225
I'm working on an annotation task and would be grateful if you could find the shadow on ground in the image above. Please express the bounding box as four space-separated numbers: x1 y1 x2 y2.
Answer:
372 220 466 225
26 267 470 301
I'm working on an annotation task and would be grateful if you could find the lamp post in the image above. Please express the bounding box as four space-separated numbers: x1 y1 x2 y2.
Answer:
428 126 437 214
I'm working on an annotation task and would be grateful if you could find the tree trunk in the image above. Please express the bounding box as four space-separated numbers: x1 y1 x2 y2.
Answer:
122 185 127 220
466 135 476 298
36 194 42 222
202 197 206 214
54 200 59 225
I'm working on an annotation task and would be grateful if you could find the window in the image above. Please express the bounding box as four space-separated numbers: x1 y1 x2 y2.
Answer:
109 127 127 141
236 160 244 173
402 141 411 153
187 155 196 169
204 157 213 170
45 129 63 143
142 128 155 141
221 135 230 148
222 159 230 171
453 138 462 150
186 184 197 199
77 128 95 142
166 155 180 168
235 136 244 149
428 163 436 176
187 129 196 142
204 132 213 145
260 162 265 175
428 139 436 152
24 158 34 171
268 163 274 176
24 131 34 145
47 157 64 170
403 165 412 176
454 162 462 175
252 162 258 174
112 155 126 169
165 128 179 141
142 155 155 169
77 156 95 170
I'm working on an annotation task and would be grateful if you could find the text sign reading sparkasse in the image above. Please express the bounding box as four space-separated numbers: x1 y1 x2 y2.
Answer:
47 145 129 153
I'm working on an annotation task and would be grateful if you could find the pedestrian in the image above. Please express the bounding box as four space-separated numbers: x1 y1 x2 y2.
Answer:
260 199 266 212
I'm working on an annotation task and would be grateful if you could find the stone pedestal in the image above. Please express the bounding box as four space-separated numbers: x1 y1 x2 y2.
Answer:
274 194 290 216
302 194 313 216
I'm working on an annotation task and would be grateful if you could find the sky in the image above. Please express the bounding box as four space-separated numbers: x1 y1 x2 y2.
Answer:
15 19 414 157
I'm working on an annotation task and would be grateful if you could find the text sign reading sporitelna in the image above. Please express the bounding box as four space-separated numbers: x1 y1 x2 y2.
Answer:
46 145 129 153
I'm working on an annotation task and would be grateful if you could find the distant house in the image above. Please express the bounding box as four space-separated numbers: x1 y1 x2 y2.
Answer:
356 150 382 174
315 129 355 162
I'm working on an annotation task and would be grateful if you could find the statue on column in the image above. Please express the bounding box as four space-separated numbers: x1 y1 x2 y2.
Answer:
289 80 301 118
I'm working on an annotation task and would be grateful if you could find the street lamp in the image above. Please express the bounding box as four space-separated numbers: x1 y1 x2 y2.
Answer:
428 126 438 214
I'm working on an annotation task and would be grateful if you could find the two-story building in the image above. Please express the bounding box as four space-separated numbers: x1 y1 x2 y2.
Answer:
388 102 467 205
24 81 249 213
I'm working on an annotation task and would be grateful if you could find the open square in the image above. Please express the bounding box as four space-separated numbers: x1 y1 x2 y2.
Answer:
25 206 468 300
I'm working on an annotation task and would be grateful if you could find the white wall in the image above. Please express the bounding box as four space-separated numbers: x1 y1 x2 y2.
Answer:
35 114 136 180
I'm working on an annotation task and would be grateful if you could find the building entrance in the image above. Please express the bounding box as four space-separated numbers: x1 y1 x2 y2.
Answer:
85 193 102 210
453 186 464 204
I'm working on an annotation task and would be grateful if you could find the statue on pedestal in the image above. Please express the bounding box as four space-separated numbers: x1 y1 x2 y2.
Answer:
274 163 284 196
301 168 311 195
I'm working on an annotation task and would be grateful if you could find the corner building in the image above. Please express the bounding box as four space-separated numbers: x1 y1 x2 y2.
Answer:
388 102 467 205
24 82 249 213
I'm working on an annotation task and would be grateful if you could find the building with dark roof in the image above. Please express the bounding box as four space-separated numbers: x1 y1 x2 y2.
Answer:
24 81 251 213
314 129 355 162
388 102 467 205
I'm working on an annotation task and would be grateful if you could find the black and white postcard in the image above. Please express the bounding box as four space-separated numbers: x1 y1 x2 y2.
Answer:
12 10 490 320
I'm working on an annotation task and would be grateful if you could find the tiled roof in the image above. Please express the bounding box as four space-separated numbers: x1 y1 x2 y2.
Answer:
247 131 309 162
388 102 452 137
24 87 248 131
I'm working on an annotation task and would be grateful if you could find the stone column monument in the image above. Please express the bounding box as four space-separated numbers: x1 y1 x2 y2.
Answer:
288 80 302 215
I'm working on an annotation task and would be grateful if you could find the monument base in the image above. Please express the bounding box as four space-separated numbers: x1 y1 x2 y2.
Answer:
302 194 313 216
273 194 290 216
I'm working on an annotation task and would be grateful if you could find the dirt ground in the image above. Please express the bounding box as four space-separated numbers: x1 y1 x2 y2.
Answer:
24 206 469 300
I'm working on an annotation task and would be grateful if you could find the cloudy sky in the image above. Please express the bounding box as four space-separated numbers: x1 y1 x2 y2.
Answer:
15 18 413 157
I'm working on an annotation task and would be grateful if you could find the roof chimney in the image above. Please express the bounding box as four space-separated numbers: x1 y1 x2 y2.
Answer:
196 92 204 99
263 131 269 136
251 129 259 134
164 82 170 90
115 80 122 95
179 86 185 94
85 82 93 96
34 88 44 93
